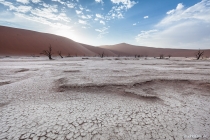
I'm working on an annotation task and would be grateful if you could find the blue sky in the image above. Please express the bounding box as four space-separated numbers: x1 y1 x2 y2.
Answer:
0 0 210 49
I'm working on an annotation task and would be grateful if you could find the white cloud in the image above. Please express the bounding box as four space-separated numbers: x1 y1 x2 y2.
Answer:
0 1 31 13
95 27 109 38
135 0 210 49
76 10 82 14
0 0 13 7
52 0 65 5
176 3 184 10
144 16 148 19
96 14 104 19
166 3 184 15
95 0 103 4
15 12 72 29
79 5 85 11
106 5 126 20
16 0 29 4
110 0 137 9
166 9 174 15
106 6 122 19
66 2 76 8
135 30 158 41
100 20 105 25
51 0 77 9
78 19 87 24
30 5 70 22
16 5 32 13
87 15 92 19
31 0 40 3
106 0 137 20
133 23 136 26
80 14 92 19
159 1 210 26
41 3 51 8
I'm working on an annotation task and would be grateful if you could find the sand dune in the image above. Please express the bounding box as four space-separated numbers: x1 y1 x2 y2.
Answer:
0 26 96 56
100 43 210 57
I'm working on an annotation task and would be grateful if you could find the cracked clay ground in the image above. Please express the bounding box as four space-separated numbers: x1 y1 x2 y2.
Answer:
0 57 210 140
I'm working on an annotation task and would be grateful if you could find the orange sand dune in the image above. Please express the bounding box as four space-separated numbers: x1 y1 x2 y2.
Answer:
0 26 96 56
100 43 210 57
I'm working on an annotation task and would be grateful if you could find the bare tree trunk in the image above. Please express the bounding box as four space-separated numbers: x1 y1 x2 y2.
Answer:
99 52 104 58
67 53 71 57
196 49 204 60
41 45 53 60
160 54 164 59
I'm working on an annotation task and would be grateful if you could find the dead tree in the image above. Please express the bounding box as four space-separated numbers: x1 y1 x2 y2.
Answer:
160 54 164 59
58 51 63 58
196 49 204 60
99 52 104 58
41 45 52 60
67 53 71 57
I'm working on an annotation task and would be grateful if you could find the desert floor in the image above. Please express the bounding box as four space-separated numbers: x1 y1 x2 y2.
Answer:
0 57 210 140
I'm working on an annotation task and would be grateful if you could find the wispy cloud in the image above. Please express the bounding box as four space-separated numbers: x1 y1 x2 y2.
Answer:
135 30 158 41
66 2 76 8
95 0 103 4
52 0 78 8
106 6 124 19
95 27 109 38
52 0 65 5
0 0 32 13
144 16 149 19
16 0 29 4
76 10 82 14
166 3 184 15
31 6 70 22
103 0 137 20
110 0 137 9
100 20 105 25
79 14 92 19
31 0 40 3
96 13 104 19
78 19 87 25
135 0 210 49
15 12 72 29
